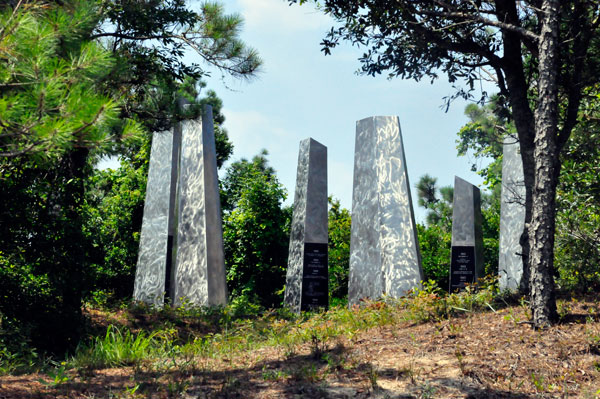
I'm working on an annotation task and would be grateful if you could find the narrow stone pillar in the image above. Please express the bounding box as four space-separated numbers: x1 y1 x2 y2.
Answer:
133 130 176 306
449 176 484 291
285 138 328 313
172 105 227 306
348 116 423 306
498 138 525 291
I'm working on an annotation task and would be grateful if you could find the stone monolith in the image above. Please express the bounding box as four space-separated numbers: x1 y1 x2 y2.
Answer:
284 138 328 313
348 116 423 305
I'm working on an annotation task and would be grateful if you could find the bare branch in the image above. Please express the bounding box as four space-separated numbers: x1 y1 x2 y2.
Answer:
422 6 540 43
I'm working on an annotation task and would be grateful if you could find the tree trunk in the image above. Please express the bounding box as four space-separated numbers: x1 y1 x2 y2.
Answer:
518 145 534 295
495 0 535 296
529 0 560 327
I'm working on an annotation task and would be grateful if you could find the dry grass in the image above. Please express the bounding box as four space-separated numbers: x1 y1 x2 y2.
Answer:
1 297 600 398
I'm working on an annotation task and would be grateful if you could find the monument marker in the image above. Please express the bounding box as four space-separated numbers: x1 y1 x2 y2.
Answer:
285 138 328 313
449 176 484 291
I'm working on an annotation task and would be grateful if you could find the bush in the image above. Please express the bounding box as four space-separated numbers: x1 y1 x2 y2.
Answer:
417 224 451 289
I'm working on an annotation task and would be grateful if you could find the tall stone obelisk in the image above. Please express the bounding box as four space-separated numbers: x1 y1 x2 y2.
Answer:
134 104 227 307
449 176 484 291
172 105 227 306
285 138 328 313
348 116 423 306
133 129 179 306
498 138 525 291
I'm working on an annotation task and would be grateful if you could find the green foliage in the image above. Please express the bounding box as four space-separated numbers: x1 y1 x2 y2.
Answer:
0 0 141 354
328 198 351 301
417 224 451 290
554 89 600 292
401 278 500 323
481 192 500 278
453 96 600 293
84 147 149 300
415 175 453 230
98 0 262 135
222 151 290 308
456 97 514 188
0 1 142 161
38 361 69 387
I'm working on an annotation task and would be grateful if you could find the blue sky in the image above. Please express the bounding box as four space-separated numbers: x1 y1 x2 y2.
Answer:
199 0 491 222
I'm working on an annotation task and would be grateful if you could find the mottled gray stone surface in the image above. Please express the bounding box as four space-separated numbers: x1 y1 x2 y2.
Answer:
348 116 423 306
172 106 227 307
499 138 525 291
450 176 484 291
134 130 174 306
284 138 328 313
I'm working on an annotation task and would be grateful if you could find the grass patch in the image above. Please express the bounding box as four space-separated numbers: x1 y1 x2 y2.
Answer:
72 325 170 369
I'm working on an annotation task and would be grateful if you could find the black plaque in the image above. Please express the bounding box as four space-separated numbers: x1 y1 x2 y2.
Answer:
450 246 476 292
301 242 328 311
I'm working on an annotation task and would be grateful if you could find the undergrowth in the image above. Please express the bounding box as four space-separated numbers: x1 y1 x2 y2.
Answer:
5 279 506 378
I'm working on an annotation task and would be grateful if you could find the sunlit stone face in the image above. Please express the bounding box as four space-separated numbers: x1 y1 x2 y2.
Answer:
173 107 227 307
133 130 174 306
348 116 423 306
499 138 525 291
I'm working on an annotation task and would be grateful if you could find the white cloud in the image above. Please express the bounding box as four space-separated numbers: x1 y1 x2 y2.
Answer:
237 0 331 32
222 108 294 161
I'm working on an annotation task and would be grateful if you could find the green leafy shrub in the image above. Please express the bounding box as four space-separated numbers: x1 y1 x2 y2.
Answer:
222 152 290 308
417 224 451 289
328 198 351 301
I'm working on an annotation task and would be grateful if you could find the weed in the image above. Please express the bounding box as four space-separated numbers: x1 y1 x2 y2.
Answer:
557 301 573 321
114 384 143 399
310 332 327 359
503 307 523 325
588 333 600 355
447 323 462 335
166 378 189 398
220 375 241 394
530 372 546 393
400 278 502 323
365 362 379 391
454 346 467 375
261 366 288 381
418 382 437 399
322 351 348 371
38 360 69 387
292 364 321 382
